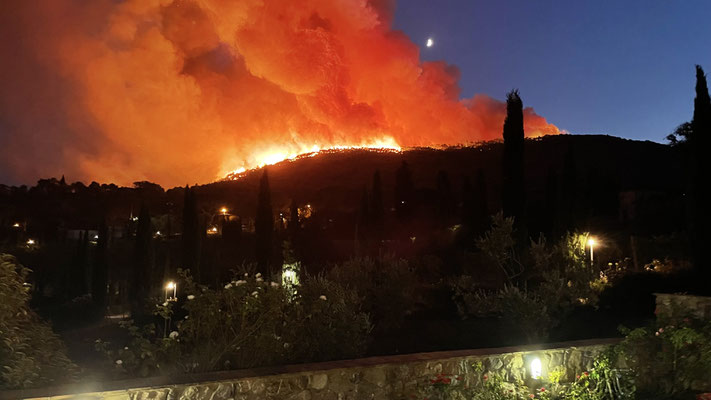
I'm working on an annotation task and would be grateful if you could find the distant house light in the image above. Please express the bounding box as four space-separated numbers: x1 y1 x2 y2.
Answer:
27 239 35 245
12 223 20 228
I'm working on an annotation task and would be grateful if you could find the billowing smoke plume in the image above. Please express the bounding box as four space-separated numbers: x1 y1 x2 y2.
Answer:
0 0 559 187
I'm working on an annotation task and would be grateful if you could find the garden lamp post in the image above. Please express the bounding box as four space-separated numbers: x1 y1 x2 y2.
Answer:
587 237 596 263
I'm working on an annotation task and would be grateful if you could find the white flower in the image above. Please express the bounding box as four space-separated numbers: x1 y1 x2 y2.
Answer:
244 272 249 277
235 280 246 286
224 283 233 289
162 301 168 307
255 273 262 278
184 315 189 319
319 295 327 301
256 277 264 282
115 359 123 365
187 294 195 300
270 282 279 288
169 331 179 339
251 291 259 296
283 342 290 349
124 346 129 350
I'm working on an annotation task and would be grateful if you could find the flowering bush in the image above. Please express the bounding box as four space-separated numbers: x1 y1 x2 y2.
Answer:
0 254 78 389
96 269 371 377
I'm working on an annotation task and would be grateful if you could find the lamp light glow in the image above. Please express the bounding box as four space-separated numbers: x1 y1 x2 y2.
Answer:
530 357 542 380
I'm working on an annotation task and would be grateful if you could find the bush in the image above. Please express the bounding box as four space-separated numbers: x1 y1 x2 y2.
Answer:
453 215 609 343
0 253 78 389
96 270 371 377
618 314 711 399
328 256 417 333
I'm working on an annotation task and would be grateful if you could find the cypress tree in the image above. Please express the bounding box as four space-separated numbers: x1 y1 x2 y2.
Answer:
502 90 526 235
689 65 711 276
132 204 151 317
255 169 274 274
395 161 414 222
92 219 109 313
181 186 201 280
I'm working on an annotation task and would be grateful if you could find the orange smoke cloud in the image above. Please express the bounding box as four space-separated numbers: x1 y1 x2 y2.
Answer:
0 0 559 187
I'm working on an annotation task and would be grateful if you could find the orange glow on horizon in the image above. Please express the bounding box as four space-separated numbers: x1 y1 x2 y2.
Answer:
1 0 560 187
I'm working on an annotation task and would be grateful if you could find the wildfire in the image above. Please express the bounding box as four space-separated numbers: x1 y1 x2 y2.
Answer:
222 136 401 180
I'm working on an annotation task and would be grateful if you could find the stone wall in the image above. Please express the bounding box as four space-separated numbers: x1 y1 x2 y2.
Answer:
2 339 618 400
655 293 711 320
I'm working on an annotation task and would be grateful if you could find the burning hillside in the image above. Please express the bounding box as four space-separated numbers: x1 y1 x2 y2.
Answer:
0 0 559 187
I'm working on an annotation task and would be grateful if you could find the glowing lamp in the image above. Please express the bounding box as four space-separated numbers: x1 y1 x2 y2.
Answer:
165 281 177 301
27 239 35 245
12 223 20 228
220 207 228 215
587 237 596 262
530 357 542 380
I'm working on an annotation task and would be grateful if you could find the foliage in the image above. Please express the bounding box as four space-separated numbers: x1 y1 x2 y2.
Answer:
617 313 711 399
0 253 79 389
475 212 524 280
454 223 609 343
665 122 692 147
96 269 371 378
328 256 417 333
411 353 633 400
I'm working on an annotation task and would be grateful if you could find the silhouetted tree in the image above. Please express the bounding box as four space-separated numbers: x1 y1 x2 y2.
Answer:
132 204 152 316
666 121 692 146
395 161 414 222
255 169 274 274
436 170 455 228
181 186 201 280
92 219 108 313
502 90 526 238
688 65 711 277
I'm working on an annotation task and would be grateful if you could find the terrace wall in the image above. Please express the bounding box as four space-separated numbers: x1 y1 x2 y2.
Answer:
1 339 618 400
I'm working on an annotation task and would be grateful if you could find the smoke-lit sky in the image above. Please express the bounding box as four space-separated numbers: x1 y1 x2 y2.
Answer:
394 0 711 141
1 1 707 187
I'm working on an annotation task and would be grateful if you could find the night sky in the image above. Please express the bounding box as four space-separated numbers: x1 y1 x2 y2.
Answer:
394 0 711 141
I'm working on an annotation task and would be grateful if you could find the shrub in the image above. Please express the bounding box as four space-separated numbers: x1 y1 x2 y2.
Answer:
328 256 417 333
97 270 371 377
617 314 711 399
453 219 609 343
0 253 79 389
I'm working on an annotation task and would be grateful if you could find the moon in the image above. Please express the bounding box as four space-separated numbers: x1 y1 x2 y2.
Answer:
426 37 434 48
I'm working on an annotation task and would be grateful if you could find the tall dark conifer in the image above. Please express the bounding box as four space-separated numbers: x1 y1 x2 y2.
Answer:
132 204 151 316
92 219 109 313
395 161 414 222
689 65 711 276
255 169 274 274
181 186 201 280
502 90 526 233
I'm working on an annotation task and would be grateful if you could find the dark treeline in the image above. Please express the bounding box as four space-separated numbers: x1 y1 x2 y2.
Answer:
2 64 704 319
